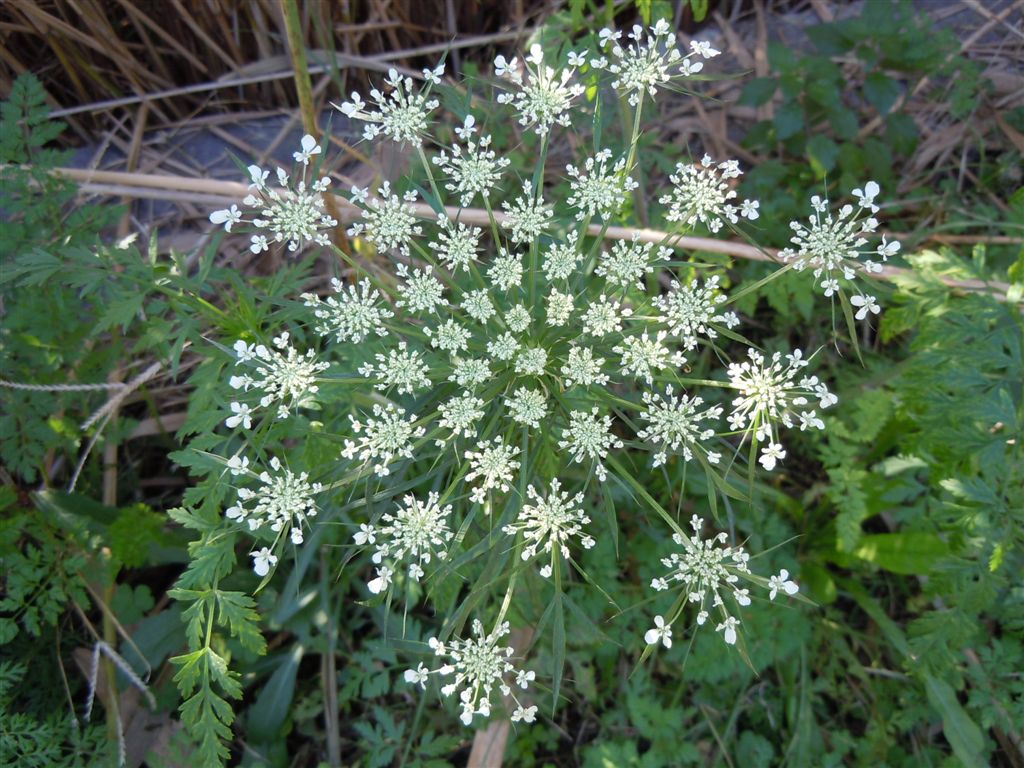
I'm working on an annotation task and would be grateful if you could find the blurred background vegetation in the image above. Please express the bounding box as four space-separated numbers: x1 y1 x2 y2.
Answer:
1 0 1022 766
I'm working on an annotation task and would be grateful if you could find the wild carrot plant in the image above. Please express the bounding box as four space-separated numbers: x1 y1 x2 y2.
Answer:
183 19 902 753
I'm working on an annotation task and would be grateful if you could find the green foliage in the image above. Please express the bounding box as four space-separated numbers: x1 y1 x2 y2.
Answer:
0 661 108 767
0 74 121 482
0 491 90 644
738 0 992 241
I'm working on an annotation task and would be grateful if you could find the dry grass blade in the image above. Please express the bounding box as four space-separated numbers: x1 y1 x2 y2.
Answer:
1 0 545 132
35 165 1018 303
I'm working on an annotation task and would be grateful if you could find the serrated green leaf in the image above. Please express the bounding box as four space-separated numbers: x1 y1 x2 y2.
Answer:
170 649 206 695
95 292 145 333
739 77 777 107
216 590 267 655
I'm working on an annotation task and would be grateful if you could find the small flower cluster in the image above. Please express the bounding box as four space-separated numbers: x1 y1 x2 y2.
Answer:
502 480 596 578
433 116 511 206
404 620 536 725
347 182 423 257
226 456 323 555
302 278 393 343
566 149 638 221
653 274 739 350
659 154 759 234
596 20 720 106
337 66 442 145
494 44 584 135
342 403 426 477
645 515 799 649
354 492 454 593
227 333 328 423
726 348 835 470
638 385 723 467
780 181 900 317
209 135 336 253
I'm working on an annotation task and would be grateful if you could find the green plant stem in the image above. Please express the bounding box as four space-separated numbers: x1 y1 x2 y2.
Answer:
320 552 341 767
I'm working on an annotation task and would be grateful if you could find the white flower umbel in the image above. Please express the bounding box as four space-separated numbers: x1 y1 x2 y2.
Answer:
566 149 638 221
357 340 431 395
229 333 328 420
506 387 548 429
638 385 723 467
598 21 719 106
487 332 520 362
348 181 422 256
726 348 836 471
515 347 548 377
303 278 393 344
658 154 759 234
545 289 575 326
779 182 900 301
494 44 585 136
613 330 686 385
505 305 531 333
581 295 632 337
450 358 491 388
432 123 511 207
404 620 535 726
396 263 446 314
543 232 581 281
226 456 323 551
337 67 440 145
430 218 482 273
465 436 521 504
342 403 426 476
209 135 337 253
438 392 486 441
560 347 609 388
357 492 454 591
501 182 552 244
426 318 471 354
557 408 623 482
648 514 792 648
488 250 524 292
462 289 496 324
503 480 595 578
653 274 739 350
596 235 671 290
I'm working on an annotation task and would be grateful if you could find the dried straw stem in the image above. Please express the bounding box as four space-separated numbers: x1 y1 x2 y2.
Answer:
42 165 1019 302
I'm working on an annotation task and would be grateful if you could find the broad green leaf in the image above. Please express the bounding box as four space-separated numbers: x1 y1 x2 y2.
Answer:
864 71 901 115
773 101 804 140
923 675 986 766
247 644 304 736
739 78 778 107
852 532 949 575
806 135 839 177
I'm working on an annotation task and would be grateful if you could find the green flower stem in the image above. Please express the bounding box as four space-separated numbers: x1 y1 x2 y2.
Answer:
529 135 550 308
415 144 445 213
